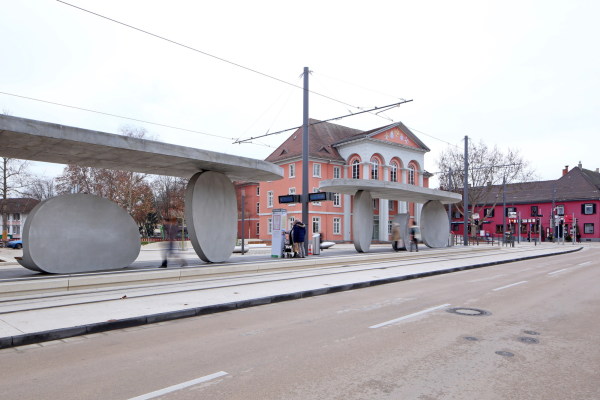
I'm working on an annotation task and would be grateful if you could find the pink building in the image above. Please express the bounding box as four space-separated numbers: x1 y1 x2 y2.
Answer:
236 119 432 243
451 164 600 242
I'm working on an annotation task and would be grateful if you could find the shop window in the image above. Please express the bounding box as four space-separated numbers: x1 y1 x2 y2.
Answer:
584 223 594 234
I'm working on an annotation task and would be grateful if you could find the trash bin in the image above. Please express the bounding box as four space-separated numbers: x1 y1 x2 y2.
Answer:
312 233 321 255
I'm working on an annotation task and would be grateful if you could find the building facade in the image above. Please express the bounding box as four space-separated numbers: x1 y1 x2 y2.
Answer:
236 119 431 243
0 198 39 240
450 164 600 242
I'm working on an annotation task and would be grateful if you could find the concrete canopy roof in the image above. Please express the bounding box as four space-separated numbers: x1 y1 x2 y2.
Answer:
319 178 462 204
0 115 283 181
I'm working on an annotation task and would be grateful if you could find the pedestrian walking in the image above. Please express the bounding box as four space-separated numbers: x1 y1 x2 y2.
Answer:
160 217 187 267
409 221 419 252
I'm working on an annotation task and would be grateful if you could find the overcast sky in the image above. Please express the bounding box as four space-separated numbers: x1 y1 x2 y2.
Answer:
2 0 599 185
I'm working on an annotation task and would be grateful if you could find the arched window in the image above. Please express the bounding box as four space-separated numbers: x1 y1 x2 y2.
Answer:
408 164 416 185
370 158 379 180
390 161 398 182
352 160 360 179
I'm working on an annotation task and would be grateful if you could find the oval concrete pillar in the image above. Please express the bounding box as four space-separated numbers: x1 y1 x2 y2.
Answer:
185 171 237 263
420 200 450 248
352 190 373 252
18 194 141 273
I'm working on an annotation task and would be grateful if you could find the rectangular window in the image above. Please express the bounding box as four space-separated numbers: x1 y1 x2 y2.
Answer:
289 217 295 229
289 187 296 205
256 186 260 196
256 222 260 235
389 200 395 211
313 163 321 178
256 202 260 213
267 218 272 234
373 199 378 209
289 163 295 178
583 203 596 215
556 205 564 216
333 193 341 207
485 208 494 218
388 220 393 235
312 188 321 206
312 217 321 233
333 217 341 235
13 225 21 235
352 162 360 179
505 207 517 217
333 166 341 179
267 191 274 208
530 206 538 217
584 223 594 234
13 213 20 221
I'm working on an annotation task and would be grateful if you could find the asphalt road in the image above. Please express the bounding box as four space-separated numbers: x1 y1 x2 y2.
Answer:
1 247 598 399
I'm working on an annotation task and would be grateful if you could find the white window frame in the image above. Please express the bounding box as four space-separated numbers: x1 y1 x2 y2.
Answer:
312 217 321 233
408 165 416 185
289 163 296 178
256 186 260 196
388 220 393 235
333 217 341 235
333 166 341 179
584 203 594 215
289 217 295 229
267 218 273 234
390 162 398 182
584 223 594 234
289 187 296 206
313 163 321 178
371 159 379 180
267 191 274 208
333 193 341 207
256 202 260 213
256 222 260 235
556 205 564 216
352 160 360 179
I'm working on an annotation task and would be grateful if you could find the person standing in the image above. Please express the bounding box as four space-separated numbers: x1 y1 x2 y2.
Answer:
291 220 307 258
409 221 419 252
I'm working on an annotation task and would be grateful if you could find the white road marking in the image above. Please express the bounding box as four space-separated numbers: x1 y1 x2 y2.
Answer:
548 268 569 275
369 304 451 329
577 261 592 266
492 281 527 291
468 274 507 283
128 371 229 400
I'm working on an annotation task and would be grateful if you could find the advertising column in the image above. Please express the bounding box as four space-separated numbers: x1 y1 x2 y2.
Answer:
271 208 288 258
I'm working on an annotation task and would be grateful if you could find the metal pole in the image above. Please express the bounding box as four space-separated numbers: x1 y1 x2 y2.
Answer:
302 67 310 255
502 175 506 244
463 136 469 246
241 189 245 255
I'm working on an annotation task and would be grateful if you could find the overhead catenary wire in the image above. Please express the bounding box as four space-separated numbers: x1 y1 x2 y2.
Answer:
56 0 395 120
233 99 413 144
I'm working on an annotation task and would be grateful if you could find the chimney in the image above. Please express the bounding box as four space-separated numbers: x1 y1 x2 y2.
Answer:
562 165 569 176
596 168 599 173
578 161 582 169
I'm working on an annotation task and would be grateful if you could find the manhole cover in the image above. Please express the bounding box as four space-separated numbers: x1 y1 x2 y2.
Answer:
523 330 540 336
518 336 539 344
446 307 491 316
495 351 514 357
464 336 479 341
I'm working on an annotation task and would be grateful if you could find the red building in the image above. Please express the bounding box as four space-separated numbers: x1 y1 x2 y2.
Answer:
451 164 600 242
235 119 432 243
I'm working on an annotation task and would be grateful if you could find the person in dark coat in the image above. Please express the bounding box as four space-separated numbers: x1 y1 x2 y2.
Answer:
291 220 307 258
160 217 187 267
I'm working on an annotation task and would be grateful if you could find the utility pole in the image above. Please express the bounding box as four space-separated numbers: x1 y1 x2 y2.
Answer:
302 67 309 255
502 175 506 242
241 189 245 255
463 136 469 246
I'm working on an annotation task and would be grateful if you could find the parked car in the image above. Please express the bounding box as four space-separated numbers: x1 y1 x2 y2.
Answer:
7 240 23 249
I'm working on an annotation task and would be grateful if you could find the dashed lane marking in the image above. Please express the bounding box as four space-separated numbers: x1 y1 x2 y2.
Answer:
128 371 229 400
369 304 451 329
492 281 527 291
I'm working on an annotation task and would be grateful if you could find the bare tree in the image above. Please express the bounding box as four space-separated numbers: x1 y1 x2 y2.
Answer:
24 176 57 201
437 140 537 226
1 157 32 241
54 126 156 227
152 175 187 220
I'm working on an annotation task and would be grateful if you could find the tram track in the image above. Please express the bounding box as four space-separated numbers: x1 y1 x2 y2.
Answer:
0 246 579 315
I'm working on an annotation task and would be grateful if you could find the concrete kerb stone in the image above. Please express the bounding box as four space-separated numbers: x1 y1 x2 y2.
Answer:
0 246 583 349
0 278 69 294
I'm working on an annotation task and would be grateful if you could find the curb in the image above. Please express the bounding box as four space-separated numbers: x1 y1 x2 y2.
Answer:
0 246 582 349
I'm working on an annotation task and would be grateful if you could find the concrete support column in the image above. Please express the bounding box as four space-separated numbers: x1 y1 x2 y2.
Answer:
343 194 352 241
379 198 389 240
353 190 373 252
